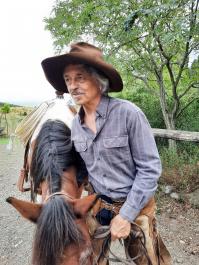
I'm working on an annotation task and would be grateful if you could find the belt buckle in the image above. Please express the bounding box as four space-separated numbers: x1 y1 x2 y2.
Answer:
101 200 117 213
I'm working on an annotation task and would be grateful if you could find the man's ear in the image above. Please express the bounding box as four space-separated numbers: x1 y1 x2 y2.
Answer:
6 197 42 223
72 194 100 217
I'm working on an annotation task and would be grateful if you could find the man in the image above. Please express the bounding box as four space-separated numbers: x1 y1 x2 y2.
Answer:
42 42 171 265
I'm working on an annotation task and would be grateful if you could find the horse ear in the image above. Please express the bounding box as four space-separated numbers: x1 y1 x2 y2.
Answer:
72 194 99 217
6 197 42 223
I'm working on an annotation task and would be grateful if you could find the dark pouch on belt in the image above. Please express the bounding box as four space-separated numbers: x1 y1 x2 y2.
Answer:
96 208 114 225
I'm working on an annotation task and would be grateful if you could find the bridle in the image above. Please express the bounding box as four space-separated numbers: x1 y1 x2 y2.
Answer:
44 190 95 265
44 192 153 265
44 191 74 202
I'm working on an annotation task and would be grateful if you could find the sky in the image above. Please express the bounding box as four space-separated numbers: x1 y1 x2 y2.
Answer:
0 0 60 106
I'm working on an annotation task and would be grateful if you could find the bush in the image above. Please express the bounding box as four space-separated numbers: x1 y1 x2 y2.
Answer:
115 87 165 128
159 145 199 192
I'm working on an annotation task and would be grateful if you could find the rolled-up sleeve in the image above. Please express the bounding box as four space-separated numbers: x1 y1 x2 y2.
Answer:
119 109 161 222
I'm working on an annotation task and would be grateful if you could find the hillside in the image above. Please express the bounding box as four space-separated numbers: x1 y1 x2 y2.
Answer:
0 102 21 107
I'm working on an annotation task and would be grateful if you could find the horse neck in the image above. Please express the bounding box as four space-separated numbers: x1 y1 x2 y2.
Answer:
40 166 80 201
61 167 80 199
61 244 93 265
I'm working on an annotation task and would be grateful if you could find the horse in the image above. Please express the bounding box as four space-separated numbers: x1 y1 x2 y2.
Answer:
6 97 100 265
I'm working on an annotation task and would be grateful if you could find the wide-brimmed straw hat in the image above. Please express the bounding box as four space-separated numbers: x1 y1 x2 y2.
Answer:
41 42 123 93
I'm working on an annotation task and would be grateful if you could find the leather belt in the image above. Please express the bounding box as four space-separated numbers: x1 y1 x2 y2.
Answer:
99 199 124 215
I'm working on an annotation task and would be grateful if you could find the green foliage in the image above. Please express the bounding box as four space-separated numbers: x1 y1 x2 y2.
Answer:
160 144 199 167
1 103 11 114
115 86 165 128
0 137 9 145
176 98 199 131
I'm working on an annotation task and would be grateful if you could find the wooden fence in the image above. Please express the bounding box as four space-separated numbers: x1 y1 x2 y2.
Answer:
152 129 199 142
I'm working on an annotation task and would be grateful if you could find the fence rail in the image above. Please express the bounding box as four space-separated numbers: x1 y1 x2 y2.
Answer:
152 128 199 142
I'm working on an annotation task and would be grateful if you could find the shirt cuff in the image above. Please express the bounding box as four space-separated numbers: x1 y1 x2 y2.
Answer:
119 200 140 223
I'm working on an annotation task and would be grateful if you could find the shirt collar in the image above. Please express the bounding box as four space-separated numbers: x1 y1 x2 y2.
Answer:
78 107 84 124
96 95 110 119
78 95 110 124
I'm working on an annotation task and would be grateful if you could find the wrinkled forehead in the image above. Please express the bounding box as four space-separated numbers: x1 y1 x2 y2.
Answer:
63 64 90 77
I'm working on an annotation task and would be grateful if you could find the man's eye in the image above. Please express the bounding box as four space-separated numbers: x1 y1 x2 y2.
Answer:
78 76 84 82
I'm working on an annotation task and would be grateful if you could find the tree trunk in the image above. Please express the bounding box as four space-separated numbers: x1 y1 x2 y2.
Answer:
167 115 177 150
0 113 3 127
161 111 177 149
4 114 8 136
159 86 177 150
168 138 176 150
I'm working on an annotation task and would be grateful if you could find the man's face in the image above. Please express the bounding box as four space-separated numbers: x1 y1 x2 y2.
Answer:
63 64 101 106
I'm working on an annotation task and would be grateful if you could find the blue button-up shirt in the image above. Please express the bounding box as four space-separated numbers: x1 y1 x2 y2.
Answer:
71 96 161 222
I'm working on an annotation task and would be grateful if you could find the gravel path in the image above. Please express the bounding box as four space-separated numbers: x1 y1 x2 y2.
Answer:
0 143 198 265
0 142 34 265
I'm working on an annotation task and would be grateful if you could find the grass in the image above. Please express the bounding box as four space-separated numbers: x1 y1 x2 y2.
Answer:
0 107 32 145
0 137 9 144
159 144 199 193
0 136 21 148
0 106 32 136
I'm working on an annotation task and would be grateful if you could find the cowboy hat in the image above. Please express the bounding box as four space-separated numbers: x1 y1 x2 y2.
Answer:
41 42 123 93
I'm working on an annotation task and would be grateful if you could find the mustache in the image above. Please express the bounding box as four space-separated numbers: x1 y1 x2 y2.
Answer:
71 90 84 96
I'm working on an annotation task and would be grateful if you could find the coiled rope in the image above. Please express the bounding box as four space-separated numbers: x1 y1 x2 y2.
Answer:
93 223 153 265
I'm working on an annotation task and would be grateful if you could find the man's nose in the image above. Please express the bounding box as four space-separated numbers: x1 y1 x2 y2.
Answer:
68 79 79 91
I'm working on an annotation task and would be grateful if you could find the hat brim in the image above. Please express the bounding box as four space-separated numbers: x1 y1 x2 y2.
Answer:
41 53 123 93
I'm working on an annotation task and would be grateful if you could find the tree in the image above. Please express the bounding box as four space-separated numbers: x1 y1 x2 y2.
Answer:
44 0 199 148
0 103 10 135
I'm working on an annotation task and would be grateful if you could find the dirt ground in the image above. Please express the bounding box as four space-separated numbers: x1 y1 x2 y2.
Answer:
0 142 199 265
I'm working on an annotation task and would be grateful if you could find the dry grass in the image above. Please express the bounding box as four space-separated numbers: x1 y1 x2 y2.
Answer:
161 163 199 193
0 107 33 135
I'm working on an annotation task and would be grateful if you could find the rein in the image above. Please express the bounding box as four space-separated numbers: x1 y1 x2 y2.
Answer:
93 223 153 265
44 192 74 202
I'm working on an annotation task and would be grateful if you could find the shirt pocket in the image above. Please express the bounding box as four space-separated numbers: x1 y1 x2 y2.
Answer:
103 135 131 163
74 141 93 167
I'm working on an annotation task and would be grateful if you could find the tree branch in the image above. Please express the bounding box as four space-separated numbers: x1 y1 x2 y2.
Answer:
130 46 156 73
138 40 163 78
108 34 149 57
150 21 180 118
131 73 159 96
194 0 199 14
175 1 198 88
177 97 199 118
179 82 199 99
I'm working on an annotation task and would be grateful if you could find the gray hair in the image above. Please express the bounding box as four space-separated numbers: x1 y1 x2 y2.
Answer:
82 65 110 95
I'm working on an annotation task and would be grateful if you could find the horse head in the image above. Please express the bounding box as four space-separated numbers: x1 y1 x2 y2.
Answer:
7 165 100 265
6 192 99 265
7 118 99 265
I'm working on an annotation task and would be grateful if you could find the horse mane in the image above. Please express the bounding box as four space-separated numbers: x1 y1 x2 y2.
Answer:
30 119 87 265
30 119 87 193
32 196 83 265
